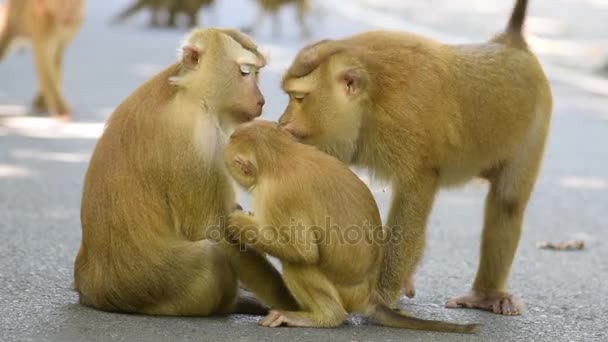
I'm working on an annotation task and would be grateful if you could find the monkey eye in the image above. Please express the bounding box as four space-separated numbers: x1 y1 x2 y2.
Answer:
240 64 254 76
292 93 306 103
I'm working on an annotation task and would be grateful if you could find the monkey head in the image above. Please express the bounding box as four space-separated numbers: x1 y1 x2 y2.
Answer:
224 120 295 189
278 41 369 163
171 28 267 133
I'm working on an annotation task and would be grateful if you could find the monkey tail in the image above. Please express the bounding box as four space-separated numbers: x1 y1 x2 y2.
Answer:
492 0 529 49
367 302 481 334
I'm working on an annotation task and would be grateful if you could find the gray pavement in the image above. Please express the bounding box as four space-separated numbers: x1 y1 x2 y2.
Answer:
1 0 607 341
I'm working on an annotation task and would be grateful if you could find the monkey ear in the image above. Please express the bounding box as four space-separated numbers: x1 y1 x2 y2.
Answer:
233 155 256 177
182 45 203 69
340 69 364 96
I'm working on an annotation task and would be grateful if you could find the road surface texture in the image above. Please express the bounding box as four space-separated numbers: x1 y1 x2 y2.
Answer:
1 0 607 341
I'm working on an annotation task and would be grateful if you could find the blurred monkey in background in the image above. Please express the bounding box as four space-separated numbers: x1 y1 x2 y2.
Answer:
114 0 214 28
0 0 85 119
243 0 310 38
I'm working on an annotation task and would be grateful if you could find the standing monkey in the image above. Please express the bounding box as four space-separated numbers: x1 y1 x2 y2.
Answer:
278 0 552 315
113 0 214 28
0 0 84 119
225 121 479 333
74 28 296 316
243 0 310 38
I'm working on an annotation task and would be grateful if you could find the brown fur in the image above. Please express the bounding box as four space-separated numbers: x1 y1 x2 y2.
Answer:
243 0 310 38
114 0 214 28
278 0 551 315
0 0 84 119
74 29 296 316
224 120 479 333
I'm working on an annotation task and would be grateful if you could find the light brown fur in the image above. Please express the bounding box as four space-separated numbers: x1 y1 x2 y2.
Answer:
224 120 480 333
74 29 296 316
243 0 310 38
278 0 552 315
0 0 84 119
113 0 214 28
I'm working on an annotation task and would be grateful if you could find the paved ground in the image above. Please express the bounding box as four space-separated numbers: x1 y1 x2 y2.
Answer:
1 0 607 341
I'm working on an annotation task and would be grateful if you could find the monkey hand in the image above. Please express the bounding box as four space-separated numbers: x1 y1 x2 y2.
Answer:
227 211 260 247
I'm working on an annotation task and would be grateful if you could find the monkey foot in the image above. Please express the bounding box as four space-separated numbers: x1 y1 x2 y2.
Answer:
259 310 315 328
446 292 523 316
259 310 296 328
402 275 416 299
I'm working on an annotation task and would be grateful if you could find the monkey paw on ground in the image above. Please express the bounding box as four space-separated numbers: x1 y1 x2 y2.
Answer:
446 293 523 316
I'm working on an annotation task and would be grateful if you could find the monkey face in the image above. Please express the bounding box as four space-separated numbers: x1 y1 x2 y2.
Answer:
278 64 367 163
219 62 266 125
175 29 267 133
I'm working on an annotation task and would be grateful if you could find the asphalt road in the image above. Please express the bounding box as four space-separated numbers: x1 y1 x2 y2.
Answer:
1 1 607 341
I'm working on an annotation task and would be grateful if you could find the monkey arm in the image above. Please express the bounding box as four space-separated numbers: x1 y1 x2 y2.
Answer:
227 211 319 265
376 176 438 307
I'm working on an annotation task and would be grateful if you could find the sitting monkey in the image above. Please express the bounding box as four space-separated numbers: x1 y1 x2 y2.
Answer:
225 121 479 333
278 0 552 315
74 29 296 316
0 0 85 118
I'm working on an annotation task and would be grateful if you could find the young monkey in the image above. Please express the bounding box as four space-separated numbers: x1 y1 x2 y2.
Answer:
278 0 552 315
225 121 480 333
0 0 84 119
74 29 295 316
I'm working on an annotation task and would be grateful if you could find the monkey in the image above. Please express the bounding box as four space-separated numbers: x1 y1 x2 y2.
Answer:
74 28 298 316
223 120 480 333
113 0 214 28
277 0 552 316
167 0 215 28
242 0 310 39
0 0 84 119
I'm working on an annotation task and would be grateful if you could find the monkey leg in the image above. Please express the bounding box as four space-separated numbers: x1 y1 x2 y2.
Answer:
224 242 299 311
32 43 66 115
447 141 546 315
377 175 438 307
187 12 199 28
142 240 240 316
0 25 14 61
259 265 347 328
31 37 70 118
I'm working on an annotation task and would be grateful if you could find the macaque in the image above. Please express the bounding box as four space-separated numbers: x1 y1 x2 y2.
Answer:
224 120 480 333
278 0 552 316
0 0 85 119
113 0 166 27
243 0 310 38
114 0 213 28
74 28 297 316
168 0 215 28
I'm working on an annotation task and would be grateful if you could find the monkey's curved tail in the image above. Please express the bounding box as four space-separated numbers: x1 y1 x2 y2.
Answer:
368 303 481 334
492 0 529 49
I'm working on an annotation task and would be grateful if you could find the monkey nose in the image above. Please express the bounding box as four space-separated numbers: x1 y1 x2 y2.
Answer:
258 97 266 108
